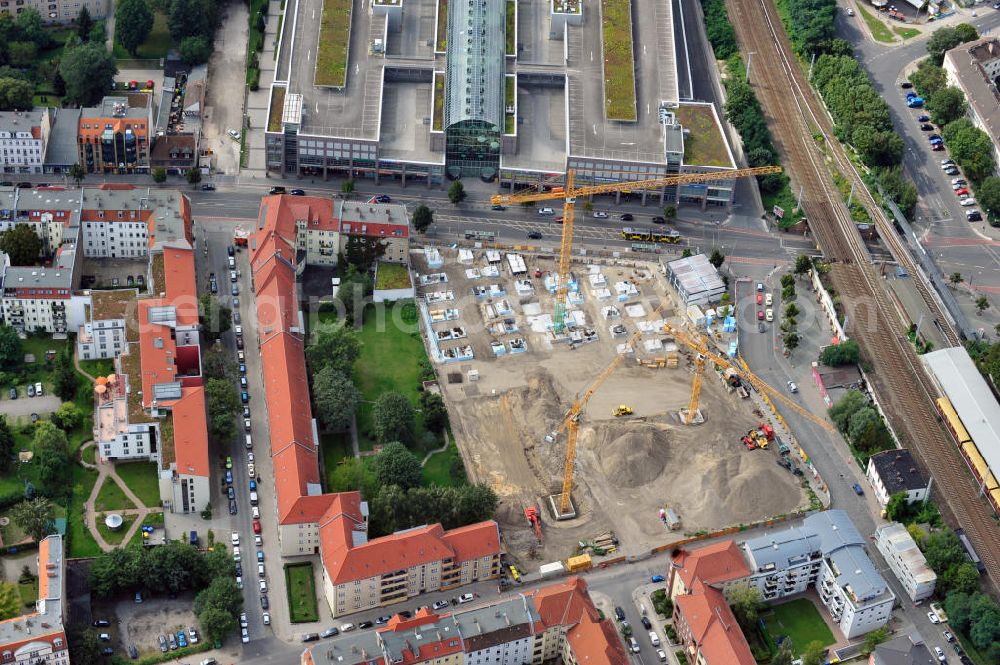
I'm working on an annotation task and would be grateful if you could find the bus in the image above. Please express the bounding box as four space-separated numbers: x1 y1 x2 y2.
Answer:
464 229 497 241
620 227 682 244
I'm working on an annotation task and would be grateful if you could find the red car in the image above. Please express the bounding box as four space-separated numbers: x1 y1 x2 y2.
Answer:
252 520 262 534
756 293 764 305
757 310 765 321
955 188 969 197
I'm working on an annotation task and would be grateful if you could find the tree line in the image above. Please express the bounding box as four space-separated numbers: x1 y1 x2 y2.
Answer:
828 389 894 463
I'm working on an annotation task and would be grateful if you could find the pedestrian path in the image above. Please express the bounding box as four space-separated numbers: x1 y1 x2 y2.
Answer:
83 453 159 552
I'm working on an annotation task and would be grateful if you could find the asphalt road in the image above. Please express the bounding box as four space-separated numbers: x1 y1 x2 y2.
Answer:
843 8 1000 317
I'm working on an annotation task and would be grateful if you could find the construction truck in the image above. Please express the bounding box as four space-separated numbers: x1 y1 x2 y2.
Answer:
754 431 769 450
524 506 542 543
741 433 758 450
612 405 634 417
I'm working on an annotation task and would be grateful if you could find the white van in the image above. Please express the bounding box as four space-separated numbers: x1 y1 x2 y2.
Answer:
649 631 660 647
537 207 555 216
245 434 253 449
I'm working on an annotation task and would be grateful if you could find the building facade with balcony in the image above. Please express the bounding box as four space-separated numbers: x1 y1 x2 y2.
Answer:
78 289 135 360
0 0 109 23
0 536 68 665
874 522 936 602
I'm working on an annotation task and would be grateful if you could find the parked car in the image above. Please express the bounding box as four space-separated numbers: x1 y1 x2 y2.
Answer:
339 623 355 632
320 626 339 638
301 633 320 643
786 380 798 393
34 383 42 396
375 615 392 625
955 188 969 197
375 195 392 203
260 594 269 609
358 621 374 629
158 635 168 652
458 593 475 604
227 128 241 141
201 184 216 191
966 211 982 222
433 600 450 610
290 189 306 196
927 610 941 624
241 628 249 644
641 616 652 630
651 216 666 224
920 123 934 131
592 211 609 219
961 198 977 207
537 207 555 216
943 630 955 643
934 646 946 662
620 213 634 221
918 114 930 122
229 499 238 515
93 619 111 627
853 483 865 496
900 81 913 89
26 384 34 397
651 574 665 583
262 612 271 625
269 186 286 195
526 231 543 240
8 388 15 399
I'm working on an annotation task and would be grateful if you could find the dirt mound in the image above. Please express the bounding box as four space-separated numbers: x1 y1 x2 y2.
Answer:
597 424 673 487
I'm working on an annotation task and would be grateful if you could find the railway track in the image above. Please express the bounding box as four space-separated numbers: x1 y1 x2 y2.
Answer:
726 0 1000 583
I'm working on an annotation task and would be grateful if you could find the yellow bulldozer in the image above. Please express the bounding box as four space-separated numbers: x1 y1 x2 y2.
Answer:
612 405 634 417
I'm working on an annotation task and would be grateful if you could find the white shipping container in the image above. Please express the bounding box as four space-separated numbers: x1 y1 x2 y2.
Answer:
539 562 566 577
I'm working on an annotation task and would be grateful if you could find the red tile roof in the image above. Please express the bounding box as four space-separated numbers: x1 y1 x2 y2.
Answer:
531 577 628 665
441 522 501 562
162 247 199 326
137 299 179 408
672 540 750 589
675 580 755 665
172 386 209 478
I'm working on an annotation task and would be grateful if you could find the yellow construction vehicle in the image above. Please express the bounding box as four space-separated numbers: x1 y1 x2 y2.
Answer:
612 405 634 417
491 165 782 333
682 355 706 424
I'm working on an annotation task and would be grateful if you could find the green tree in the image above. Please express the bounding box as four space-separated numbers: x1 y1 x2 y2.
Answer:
186 167 202 184
372 441 423 490
33 423 70 487
801 640 827 665
193 576 243 619
447 180 466 204
970 605 1000 652
87 22 105 45
15 8 49 47
929 87 967 127
59 42 116 105
336 270 369 325
780 273 795 289
7 42 36 69
681 248 692 258
923 530 966 574
202 345 236 380
145 541 208 594
420 391 448 433
312 367 359 431
727 585 763 630
944 591 975 633
371 392 416 444
68 162 86 186
306 325 360 375
663 205 676 218
819 339 860 366
950 272 964 285
783 332 800 351
928 25 979 65
0 77 34 112
10 497 55 543
412 204 434 234
708 249 725 269
910 59 948 97
794 254 811 275
771 641 794 665
89 548 140 598
152 168 167 183
975 296 990 314
784 302 799 318
0 224 42 265
0 326 22 370
0 417 13 473
860 627 889 656
205 378 240 440
0 582 20 620
199 605 237 643
876 166 919 218
341 179 354 195
179 35 212 65
52 402 82 431
976 176 1000 217
829 390 869 432
942 561 981 595
343 236 386 271
198 294 231 341
53 348 77 401
885 491 910 522
168 0 212 42
115 0 154 56
76 6 94 40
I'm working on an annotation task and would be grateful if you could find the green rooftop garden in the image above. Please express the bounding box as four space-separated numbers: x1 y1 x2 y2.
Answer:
674 104 732 167
505 75 516 135
316 0 353 87
375 262 412 290
268 86 286 132
600 0 637 121
436 0 448 51
433 72 445 131
506 0 516 56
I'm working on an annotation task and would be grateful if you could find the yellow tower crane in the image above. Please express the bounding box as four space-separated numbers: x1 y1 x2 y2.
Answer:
684 355 706 425
663 324 836 432
490 165 783 332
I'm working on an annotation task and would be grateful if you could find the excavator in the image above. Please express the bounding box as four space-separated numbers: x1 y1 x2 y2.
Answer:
524 506 542 543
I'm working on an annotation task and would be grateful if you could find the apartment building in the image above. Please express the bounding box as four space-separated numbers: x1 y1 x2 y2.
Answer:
80 187 192 259
874 523 936 602
78 289 134 360
869 635 938 665
0 0 109 23
0 535 68 665
301 577 628 665
943 38 1000 168
673 579 755 665
742 511 894 639
78 95 153 174
866 449 931 508
338 200 409 264
667 540 750 599
0 111 51 174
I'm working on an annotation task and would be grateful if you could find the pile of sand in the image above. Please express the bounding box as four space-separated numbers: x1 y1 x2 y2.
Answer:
597 424 673 487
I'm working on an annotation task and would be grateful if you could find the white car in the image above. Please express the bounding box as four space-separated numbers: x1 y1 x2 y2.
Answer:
258 563 266 578
846 7 854 15
231 531 240 546
952 177 966 185
458 593 475 604
340 623 356 632
941 159 956 166
259 580 268 593
262 612 271 625
233 546 241 562
254 534 263 546
251 506 260 519
247 452 255 463
765 293 773 306
592 211 609 219
241 628 249 644
927 610 941 624
228 128 241 141
248 463 256 478
934 646 946 662
240 612 248 628
961 197 976 206
787 380 798 393
234 325 243 335
235 576 243 590
432 600 450 610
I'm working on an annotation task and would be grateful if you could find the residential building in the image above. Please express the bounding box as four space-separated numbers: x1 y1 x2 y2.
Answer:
252 195 493 617
869 634 937 665
667 539 750 599
337 200 409 264
865 449 931 508
78 289 134 360
745 511 894 639
80 186 191 259
874 523 936 602
0 0 109 23
301 577 628 665
943 38 1000 168
673 579 755 665
150 135 198 172
0 110 51 175
0 535 68 665
78 95 153 174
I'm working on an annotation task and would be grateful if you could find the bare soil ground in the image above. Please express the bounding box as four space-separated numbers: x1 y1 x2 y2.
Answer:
413 248 807 566
114 596 199 655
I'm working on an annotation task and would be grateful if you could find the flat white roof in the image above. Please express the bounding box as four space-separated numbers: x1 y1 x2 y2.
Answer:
922 347 1000 476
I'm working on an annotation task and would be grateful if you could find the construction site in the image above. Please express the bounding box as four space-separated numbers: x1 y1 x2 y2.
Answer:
412 243 810 566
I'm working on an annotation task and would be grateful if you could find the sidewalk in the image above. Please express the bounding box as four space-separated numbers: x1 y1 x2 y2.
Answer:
244 0 283 177
83 456 159 552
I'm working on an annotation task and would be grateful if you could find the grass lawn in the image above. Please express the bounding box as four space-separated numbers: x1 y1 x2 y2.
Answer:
600 0 637 120
79 358 115 380
97 513 136 547
269 87 286 132
114 462 161 508
316 0 353 86
763 598 835 655
674 104 731 167
81 445 96 466
18 579 37 609
321 431 352 488
422 440 466 487
762 183 804 229
67 464 101 558
374 262 411 290
352 302 430 451
857 5 895 43
94 477 136 512
284 563 320 623
112 10 171 60
894 26 920 40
